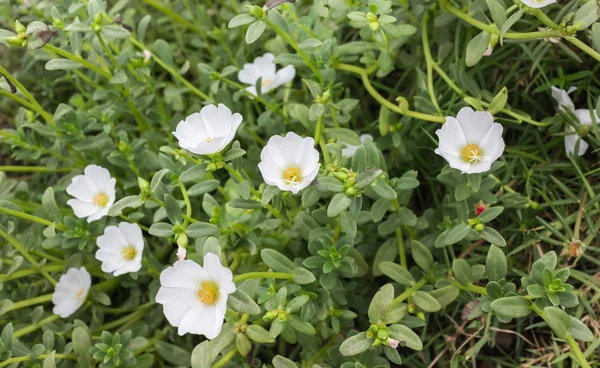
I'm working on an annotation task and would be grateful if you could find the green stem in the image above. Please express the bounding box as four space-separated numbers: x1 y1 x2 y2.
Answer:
8 293 53 311
0 206 68 231
314 115 324 148
44 44 112 79
264 18 322 83
142 0 205 34
0 228 57 285
213 347 239 368
0 89 37 111
129 38 210 100
220 77 283 117
0 353 75 368
232 272 294 283
533 9 560 31
395 229 406 268
94 306 151 332
0 64 53 123
0 264 64 282
13 314 61 338
334 63 446 123
151 197 198 223
0 166 72 173
134 331 166 356
390 278 427 307
565 36 600 64
450 280 488 296
421 12 442 114
179 181 192 225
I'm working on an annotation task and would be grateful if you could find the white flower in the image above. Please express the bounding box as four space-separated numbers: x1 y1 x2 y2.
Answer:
95 223 144 276
66 165 116 222
52 267 91 318
435 107 505 174
551 86 596 157
258 132 320 194
173 104 243 155
238 53 296 96
342 134 374 157
156 253 235 338
483 45 494 57
521 0 556 8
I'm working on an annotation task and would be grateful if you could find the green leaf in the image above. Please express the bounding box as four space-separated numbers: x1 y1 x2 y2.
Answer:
289 314 316 335
467 173 482 192
164 194 182 224
569 316 595 342
191 341 211 368
185 222 219 238
148 222 174 237
452 259 473 287
228 198 262 209
324 127 361 145
246 325 275 343
454 183 472 201
499 10 523 45
108 195 143 216
316 176 344 192
442 223 471 246
355 168 383 190
411 240 433 271
179 165 207 183
42 187 62 223
339 332 372 356
102 25 131 39
245 20 266 44
486 245 507 281
155 341 191 366
273 355 298 368
261 249 296 273
72 327 94 367
412 291 441 312
593 23 600 53
45 59 84 70
490 296 532 318
228 14 255 28
486 0 507 29
327 193 352 217
574 1 599 30
466 31 491 67
371 178 397 200
481 227 506 247
544 306 571 339
292 268 316 285
478 206 504 222
368 283 394 324
429 285 460 307
151 169 169 192
188 180 219 196
379 262 415 286
488 87 508 115
388 324 423 351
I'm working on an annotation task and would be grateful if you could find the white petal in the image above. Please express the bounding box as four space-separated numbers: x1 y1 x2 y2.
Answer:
299 138 320 175
436 116 467 154
574 109 598 126
204 253 235 295
84 165 112 193
67 199 97 219
238 64 262 85
434 148 470 172
341 144 359 158
464 160 493 174
520 0 556 8
118 223 144 247
456 107 494 144
87 207 108 222
97 226 128 250
113 260 142 276
551 86 575 112
479 123 505 162
157 287 197 326
564 134 589 156
267 65 296 91
177 303 223 338
252 53 276 80
66 175 96 202
159 260 207 290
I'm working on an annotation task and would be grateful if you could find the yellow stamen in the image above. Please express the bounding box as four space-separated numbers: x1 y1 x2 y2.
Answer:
261 79 272 87
205 137 213 143
93 193 109 207
283 167 302 187
460 144 483 164
121 245 137 261
76 289 84 299
198 281 219 306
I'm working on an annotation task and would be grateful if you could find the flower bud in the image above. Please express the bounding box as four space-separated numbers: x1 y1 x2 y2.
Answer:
248 5 265 19
416 311 425 321
576 124 590 137
321 89 332 104
263 310 277 321
138 177 150 190
93 13 103 25
345 187 357 197
368 21 380 32
387 338 400 348
475 202 487 216
176 233 188 248
474 223 485 232
277 312 288 322
366 12 377 22
333 172 348 181
376 329 389 341
528 200 540 210
15 20 26 34
176 246 187 260
207 162 217 172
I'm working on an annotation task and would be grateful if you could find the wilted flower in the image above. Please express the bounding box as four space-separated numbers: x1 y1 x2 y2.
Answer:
483 45 494 57
67 165 116 222
435 108 505 174
176 246 187 261
387 338 400 348
238 53 296 96
539 27 560 43
173 104 243 155
95 223 144 276
52 267 91 318
258 132 320 194
521 0 556 8
551 86 596 156
475 202 488 216
342 134 374 157
156 253 235 338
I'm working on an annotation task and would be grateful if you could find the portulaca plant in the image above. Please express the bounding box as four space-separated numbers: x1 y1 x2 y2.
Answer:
0 0 599 367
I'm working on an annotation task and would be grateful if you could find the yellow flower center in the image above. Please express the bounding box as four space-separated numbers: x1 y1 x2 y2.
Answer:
198 281 219 306
460 144 483 164
121 245 137 261
261 79 272 87
283 167 302 187
205 137 214 143
93 193 109 207
76 289 84 299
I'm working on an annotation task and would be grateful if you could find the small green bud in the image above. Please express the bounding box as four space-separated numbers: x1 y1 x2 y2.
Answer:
366 330 374 339
321 89 332 104
209 71 220 80
333 172 348 181
368 21 380 32
277 313 288 322
15 20 26 34
263 310 277 321
207 162 217 172
118 141 128 152
376 329 389 341
248 5 265 19
474 223 485 232
416 312 425 321
576 124 590 137
138 177 150 190
528 200 540 210
93 13 103 25
93 24 102 32
345 187 357 197
368 324 379 334
216 161 224 169
371 338 382 347
366 12 377 22
177 233 188 248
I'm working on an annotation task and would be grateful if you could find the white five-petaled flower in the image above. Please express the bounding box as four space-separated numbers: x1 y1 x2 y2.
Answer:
95 223 144 276
521 0 556 8
342 134 374 157
435 107 505 174
156 253 235 338
238 53 296 96
66 165 116 222
52 267 91 318
551 86 597 156
173 104 243 155
258 132 320 194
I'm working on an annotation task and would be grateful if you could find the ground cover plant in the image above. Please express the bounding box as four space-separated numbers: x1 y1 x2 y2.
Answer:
0 0 600 367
